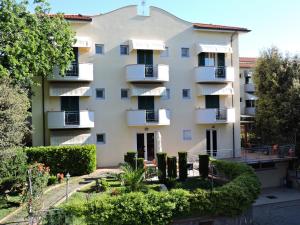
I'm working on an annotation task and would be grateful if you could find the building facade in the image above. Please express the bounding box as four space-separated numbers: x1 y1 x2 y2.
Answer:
32 6 249 167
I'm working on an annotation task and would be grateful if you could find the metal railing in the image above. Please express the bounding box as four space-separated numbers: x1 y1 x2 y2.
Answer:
145 64 154 77
65 111 80 125
146 109 159 122
215 66 226 79
216 109 227 121
66 62 79 77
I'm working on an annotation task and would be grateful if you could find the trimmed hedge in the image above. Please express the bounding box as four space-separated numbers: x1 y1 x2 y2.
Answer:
157 153 167 182
25 145 96 176
167 156 177 179
124 152 137 169
178 152 187 181
58 160 260 224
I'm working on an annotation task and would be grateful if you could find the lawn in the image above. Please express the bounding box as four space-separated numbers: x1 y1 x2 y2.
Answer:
0 195 21 220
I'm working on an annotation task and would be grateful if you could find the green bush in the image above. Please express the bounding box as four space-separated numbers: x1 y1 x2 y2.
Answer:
178 152 187 181
137 158 144 170
25 145 96 176
57 160 260 224
157 153 167 182
167 156 177 179
124 152 137 169
47 175 58 186
0 148 28 195
199 154 209 179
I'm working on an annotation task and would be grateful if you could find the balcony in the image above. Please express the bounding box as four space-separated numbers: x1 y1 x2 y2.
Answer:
195 66 234 83
126 64 169 83
245 107 256 116
48 110 94 129
245 83 255 93
195 108 235 124
73 37 92 48
127 109 170 126
49 63 93 82
49 84 92 97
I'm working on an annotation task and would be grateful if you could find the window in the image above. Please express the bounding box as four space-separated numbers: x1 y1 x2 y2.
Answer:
181 48 190 57
96 133 106 144
183 130 192 141
240 98 242 102
95 44 104 55
198 53 225 67
182 89 191 99
120 45 129 55
161 88 170 100
160 47 169 57
246 100 255 107
96 88 105 99
121 89 129 99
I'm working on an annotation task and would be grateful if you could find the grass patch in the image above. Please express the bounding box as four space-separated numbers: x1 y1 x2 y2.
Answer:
0 195 21 220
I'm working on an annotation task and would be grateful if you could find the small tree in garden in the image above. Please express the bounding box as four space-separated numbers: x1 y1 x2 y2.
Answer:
199 155 209 179
178 152 187 181
157 153 167 182
167 157 177 179
118 163 145 192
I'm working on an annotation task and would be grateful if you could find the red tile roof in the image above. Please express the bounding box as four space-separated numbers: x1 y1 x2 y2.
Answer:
63 14 92 22
240 57 257 68
193 23 250 32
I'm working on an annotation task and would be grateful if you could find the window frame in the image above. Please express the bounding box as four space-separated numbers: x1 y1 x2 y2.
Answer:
120 45 129 55
96 133 106 144
161 88 170 100
181 47 190 58
121 88 129 99
182 89 191 99
95 44 104 55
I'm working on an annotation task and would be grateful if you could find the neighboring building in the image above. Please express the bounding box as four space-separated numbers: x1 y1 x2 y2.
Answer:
239 57 257 144
32 6 250 167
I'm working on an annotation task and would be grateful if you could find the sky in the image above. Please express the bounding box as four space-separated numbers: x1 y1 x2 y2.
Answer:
42 0 300 57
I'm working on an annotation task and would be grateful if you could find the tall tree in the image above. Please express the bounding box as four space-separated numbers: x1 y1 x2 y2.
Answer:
0 77 30 149
0 0 75 88
254 47 300 145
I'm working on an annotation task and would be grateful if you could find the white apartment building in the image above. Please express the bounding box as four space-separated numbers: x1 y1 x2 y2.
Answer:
32 6 250 167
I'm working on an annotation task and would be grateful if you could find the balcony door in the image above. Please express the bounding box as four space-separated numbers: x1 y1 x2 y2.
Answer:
61 96 79 125
67 47 79 76
136 133 155 161
137 50 153 77
206 129 217 157
205 95 220 109
138 96 156 122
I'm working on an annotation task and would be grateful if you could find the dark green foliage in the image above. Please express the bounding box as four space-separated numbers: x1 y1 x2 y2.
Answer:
0 148 28 195
124 152 137 169
254 47 300 145
199 154 209 178
167 157 177 179
157 153 167 182
137 158 144 170
58 160 260 224
178 152 187 181
25 145 96 176
47 175 58 186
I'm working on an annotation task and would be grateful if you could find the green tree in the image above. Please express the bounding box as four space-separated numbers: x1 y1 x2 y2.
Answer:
254 47 300 145
0 77 30 149
0 0 75 87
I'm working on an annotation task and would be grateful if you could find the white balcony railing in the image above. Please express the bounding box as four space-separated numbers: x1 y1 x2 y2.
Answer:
245 83 255 92
127 109 170 126
195 108 235 124
195 66 234 83
126 64 169 82
48 111 94 129
245 107 256 116
49 63 93 82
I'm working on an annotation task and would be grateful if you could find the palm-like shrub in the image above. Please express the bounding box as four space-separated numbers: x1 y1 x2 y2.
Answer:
119 163 145 192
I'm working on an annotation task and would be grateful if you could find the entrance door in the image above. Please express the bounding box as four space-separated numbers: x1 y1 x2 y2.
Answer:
137 50 153 77
61 96 79 125
136 133 155 160
205 95 220 109
206 130 217 157
138 96 156 122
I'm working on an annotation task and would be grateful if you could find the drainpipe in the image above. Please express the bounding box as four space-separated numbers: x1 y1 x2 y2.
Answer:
42 76 46 146
231 32 237 158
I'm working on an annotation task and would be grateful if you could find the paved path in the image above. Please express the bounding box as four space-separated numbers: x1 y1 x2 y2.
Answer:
1 168 120 225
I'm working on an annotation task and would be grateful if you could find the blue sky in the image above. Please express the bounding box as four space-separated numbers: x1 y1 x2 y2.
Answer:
44 0 300 57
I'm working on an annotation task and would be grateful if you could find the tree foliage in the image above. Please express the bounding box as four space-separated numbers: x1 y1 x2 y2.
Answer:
0 0 75 87
254 47 300 144
0 77 30 149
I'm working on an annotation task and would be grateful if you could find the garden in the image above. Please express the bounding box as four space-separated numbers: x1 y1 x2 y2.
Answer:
50 151 261 225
